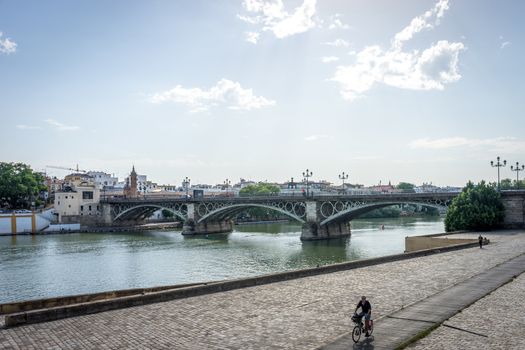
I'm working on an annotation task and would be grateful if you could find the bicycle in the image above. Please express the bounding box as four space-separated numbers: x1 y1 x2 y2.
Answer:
351 313 374 343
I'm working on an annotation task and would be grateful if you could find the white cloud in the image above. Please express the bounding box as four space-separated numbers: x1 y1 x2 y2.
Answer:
328 14 350 30
409 137 525 154
500 41 510 49
0 32 17 54
245 31 260 44
393 0 449 49
331 0 464 101
45 119 80 131
305 134 329 141
150 79 276 112
16 124 41 130
323 38 349 47
239 0 318 40
321 56 339 63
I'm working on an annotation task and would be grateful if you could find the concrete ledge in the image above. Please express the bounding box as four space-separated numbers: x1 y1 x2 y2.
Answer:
0 282 207 315
4 241 479 327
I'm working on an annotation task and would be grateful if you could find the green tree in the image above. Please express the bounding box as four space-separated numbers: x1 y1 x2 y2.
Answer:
238 183 282 221
396 182 415 192
0 162 47 209
161 209 175 218
360 206 401 218
499 178 513 190
444 181 504 232
499 178 525 190
239 183 280 196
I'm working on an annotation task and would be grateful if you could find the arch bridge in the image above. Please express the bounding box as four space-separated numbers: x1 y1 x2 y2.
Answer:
100 192 456 240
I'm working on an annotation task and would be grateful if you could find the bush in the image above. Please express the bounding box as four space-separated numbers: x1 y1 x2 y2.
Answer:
444 181 504 232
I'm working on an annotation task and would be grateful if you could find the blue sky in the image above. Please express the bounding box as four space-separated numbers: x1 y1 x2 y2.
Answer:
1 0 524 186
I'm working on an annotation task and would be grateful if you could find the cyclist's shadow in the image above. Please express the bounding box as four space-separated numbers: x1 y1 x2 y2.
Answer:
352 335 375 350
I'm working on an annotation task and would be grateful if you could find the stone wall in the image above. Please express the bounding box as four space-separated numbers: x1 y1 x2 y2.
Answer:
501 192 525 228
405 236 477 252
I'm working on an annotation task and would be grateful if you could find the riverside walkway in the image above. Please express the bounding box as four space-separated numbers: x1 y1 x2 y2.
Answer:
1 231 525 349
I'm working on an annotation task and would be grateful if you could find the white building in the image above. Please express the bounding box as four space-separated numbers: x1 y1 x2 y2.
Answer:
87 171 119 189
54 182 100 223
122 173 158 193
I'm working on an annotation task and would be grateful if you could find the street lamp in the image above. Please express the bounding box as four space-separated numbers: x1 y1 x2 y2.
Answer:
302 169 313 197
339 171 349 195
511 162 525 190
183 176 191 198
490 156 507 191
224 179 231 197
289 177 296 196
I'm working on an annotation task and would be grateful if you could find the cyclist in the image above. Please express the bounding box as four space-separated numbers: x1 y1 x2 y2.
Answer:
354 296 372 337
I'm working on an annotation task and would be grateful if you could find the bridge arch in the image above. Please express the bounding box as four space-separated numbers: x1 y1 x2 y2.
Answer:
113 204 187 222
197 203 306 224
320 201 446 226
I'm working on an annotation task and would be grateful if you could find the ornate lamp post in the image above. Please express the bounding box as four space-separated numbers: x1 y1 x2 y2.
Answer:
302 169 313 197
224 179 231 197
183 176 191 198
339 171 349 194
511 162 525 189
491 156 507 191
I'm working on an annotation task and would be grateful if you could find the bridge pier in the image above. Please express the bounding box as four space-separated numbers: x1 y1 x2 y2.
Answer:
182 219 234 236
300 222 351 241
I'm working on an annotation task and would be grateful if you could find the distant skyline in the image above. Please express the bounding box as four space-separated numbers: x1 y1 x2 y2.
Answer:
1 0 524 186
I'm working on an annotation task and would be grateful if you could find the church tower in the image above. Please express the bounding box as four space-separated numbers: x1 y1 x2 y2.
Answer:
124 165 138 197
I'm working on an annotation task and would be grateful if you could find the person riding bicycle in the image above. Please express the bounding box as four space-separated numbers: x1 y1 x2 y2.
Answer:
354 296 372 337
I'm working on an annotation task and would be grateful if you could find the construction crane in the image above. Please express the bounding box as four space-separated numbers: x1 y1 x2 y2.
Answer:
46 164 87 173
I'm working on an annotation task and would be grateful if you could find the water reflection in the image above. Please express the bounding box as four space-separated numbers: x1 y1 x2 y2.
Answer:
0 217 444 303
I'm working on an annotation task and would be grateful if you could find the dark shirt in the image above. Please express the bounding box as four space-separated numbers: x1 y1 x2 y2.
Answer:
357 300 371 314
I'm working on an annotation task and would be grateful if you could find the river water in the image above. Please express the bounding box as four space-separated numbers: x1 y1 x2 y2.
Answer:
0 217 443 304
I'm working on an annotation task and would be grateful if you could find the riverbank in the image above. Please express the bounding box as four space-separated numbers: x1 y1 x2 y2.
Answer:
0 221 182 236
1 230 523 349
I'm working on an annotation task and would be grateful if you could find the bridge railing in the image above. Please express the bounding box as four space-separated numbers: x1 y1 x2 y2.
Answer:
100 191 460 203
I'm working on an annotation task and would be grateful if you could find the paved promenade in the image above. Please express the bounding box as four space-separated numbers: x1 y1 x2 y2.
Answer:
1 230 525 349
409 266 525 350
320 253 525 350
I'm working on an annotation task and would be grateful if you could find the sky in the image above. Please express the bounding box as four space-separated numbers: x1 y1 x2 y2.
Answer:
1 0 524 187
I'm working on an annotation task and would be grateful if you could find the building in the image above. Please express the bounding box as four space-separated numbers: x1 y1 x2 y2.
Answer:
64 173 95 187
123 166 138 197
45 176 65 196
367 181 397 194
87 171 119 190
123 166 158 195
54 179 100 224
414 182 441 193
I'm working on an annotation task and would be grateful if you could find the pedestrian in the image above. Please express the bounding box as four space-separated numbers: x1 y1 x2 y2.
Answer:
478 234 483 249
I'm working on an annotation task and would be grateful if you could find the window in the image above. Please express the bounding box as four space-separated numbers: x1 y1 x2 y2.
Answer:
89 205 92 211
68 205 71 208
83 191 94 200
58 201 60 205
80 205 83 211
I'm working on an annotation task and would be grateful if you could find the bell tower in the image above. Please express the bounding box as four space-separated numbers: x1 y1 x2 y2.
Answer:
124 165 138 197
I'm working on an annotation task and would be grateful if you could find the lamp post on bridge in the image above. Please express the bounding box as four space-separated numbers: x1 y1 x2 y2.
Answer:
183 176 191 198
339 171 349 195
224 179 231 197
491 156 507 191
289 177 296 196
511 162 525 190
302 169 313 197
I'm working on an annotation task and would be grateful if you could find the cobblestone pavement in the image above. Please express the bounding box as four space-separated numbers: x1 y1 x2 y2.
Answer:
1 230 524 350
408 268 525 350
